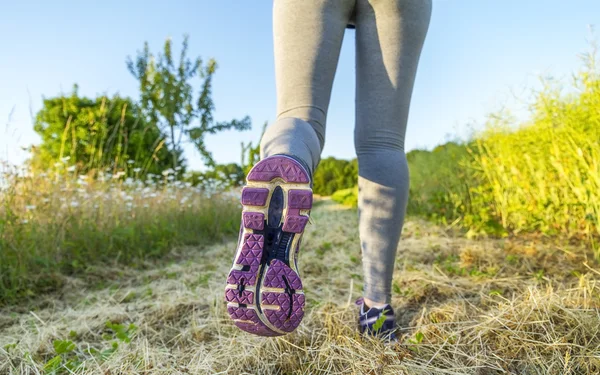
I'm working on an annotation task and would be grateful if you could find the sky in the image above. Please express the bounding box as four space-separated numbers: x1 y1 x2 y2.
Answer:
1 1 599 171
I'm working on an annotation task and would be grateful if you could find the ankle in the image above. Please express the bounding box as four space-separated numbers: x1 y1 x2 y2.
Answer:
363 297 388 310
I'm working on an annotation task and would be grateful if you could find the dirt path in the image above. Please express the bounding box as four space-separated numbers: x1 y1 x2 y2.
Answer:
1 200 599 374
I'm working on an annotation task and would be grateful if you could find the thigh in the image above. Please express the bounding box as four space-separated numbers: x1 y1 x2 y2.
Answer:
354 0 432 152
273 0 355 127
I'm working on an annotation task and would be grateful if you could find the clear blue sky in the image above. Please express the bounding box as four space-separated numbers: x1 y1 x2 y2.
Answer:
1 1 599 170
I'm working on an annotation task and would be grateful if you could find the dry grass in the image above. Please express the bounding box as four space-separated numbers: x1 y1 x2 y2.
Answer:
1 199 600 374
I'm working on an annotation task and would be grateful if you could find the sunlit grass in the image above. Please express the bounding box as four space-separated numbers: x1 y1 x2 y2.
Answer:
0 161 240 305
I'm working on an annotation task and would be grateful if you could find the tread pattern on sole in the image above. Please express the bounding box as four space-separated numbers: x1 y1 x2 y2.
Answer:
227 306 281 337
241 187 270 206
225 155 312 336
260 259 305 332
226 265 258 286
247 157 310 183
237 234 264 266
225 289 255 305
263 260 303 290
262 292 306 332
242 212 265 230
283 190 313 233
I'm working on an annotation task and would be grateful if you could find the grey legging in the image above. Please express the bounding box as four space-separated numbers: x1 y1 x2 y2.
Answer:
260 0 432 304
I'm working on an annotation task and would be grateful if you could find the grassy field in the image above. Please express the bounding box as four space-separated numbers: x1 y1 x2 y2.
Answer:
1 198 599 374
0 165 240 305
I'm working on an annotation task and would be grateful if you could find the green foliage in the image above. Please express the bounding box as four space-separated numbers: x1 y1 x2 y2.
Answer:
36 322 138 373
53 340 76 355
105 321 137 344
372 310 389 332
43 355 63 373
406 142 474 225
127 35 251 169
31 87 174 176
312 157 358 196
42 339 81 374
412 331 424 344
331 186 358 208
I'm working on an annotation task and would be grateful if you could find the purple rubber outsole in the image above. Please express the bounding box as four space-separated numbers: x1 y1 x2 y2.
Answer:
225 156 312 336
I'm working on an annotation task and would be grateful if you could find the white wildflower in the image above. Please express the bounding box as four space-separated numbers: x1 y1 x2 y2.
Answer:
25 205 36 211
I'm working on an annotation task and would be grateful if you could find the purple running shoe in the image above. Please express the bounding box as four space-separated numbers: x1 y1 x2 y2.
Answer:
356 297 398 341
224 155 312 336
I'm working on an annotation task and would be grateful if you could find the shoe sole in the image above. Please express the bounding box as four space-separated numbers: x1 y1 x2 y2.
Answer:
224 155 312 336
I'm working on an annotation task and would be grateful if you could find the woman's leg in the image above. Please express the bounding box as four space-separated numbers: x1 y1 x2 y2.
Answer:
226 0 356 337
354 0 432 306
260 0 355 176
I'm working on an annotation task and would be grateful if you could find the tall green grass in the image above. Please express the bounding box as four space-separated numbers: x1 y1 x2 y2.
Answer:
0 164 240 305
466 60 600 242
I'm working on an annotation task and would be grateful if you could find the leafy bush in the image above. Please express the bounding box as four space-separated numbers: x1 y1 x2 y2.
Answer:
331 186 359 207
313 157 358 196
31 88 176 177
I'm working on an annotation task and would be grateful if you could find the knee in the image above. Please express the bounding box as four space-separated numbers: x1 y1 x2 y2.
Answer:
354 129 405 155
264 117 324 151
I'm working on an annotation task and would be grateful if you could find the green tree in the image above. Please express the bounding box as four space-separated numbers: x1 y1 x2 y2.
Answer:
406 142 471 220
127 35 251 170
31 87 175 175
